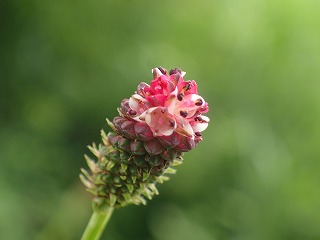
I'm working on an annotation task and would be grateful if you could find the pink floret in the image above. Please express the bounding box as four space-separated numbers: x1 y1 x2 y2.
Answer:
120 67 210 151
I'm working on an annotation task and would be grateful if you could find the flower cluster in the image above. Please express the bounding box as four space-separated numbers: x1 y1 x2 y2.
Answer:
117 67 209 152
80 67 210 208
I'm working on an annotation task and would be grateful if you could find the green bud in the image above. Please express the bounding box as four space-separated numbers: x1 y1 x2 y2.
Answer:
87 143 101 158
142 189 152 200
122 193 131 202
117 137 131 152
121 163 128 171
131 175 137 184
109 194 117 206
79 174 93 189
172 158 183 166
132 155 146 167
154 175 170 184
108 149 121 163
126 184 134 193
80 168 93 182
142 171 150 181
130 140 147 155
164 167 177 174
147 155 164 167
120 151 131 164
106 161 115 171
148 184 159 195
84 155 97 173
81 118 185 208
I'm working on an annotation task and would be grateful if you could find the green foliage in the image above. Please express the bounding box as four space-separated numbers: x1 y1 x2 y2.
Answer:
1 0 320 239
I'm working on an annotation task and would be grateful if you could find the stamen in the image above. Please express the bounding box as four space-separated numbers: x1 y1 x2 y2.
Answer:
183 82 191 91
195 132 202 136
177 93 184 101
194 116 202 121
169 68 182 75
158 67 167 75
180 110 188 118
195 98 203 106
169 119 175 127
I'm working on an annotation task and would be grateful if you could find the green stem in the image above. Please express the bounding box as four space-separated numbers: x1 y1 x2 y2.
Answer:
81 207 114 240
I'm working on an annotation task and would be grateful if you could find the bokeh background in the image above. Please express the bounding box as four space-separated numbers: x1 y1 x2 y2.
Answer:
1 0 320 239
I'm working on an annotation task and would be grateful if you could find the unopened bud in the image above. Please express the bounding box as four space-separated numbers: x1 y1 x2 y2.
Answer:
134 122 154 141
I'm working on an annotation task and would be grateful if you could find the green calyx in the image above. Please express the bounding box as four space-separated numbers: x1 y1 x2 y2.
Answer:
80 120 183 209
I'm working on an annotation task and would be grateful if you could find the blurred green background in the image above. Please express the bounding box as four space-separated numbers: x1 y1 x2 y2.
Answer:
1 0 320 239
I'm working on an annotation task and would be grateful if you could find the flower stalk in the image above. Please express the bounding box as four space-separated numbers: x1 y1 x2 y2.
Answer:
81 207 114 240
80 67 210 239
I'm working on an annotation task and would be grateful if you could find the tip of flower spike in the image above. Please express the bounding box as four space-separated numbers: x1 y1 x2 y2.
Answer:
152 67 167 78
169 68 186 77
124 67 209 150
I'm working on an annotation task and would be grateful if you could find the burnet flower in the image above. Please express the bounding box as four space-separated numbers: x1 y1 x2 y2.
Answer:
80 67 209 210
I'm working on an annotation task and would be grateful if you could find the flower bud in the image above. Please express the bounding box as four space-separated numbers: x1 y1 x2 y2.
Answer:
117 136 131 152
134 122 154 141
157 132 181 149
120 120 136 139
143 139 164 155
130 140 147 155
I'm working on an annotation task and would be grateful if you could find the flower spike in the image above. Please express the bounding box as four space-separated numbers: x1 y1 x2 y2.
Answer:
80 67 210 209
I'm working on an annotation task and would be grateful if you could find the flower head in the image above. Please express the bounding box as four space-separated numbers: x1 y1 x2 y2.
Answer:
81 67 210 209
120 67 209 152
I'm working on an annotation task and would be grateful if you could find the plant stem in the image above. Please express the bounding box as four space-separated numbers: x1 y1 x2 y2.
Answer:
81 207 114 240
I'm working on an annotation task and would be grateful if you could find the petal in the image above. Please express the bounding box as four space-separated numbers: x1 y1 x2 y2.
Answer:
159 126 175 136
178 80 198 94
145 107 176 136
191 121 208 132
190 115 210 132
200 115 210 122
137 82 150 97
150 75 169 94
175 122 194 137
183 94 205 106
182 123 194 136
165 88 179 114
129 94 144 109
147 94 167 106
152 68 164 78
129 94 150 114
175 94 206 118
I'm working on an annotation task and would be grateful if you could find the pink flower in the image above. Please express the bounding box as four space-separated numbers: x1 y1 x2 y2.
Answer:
120 67 209 150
